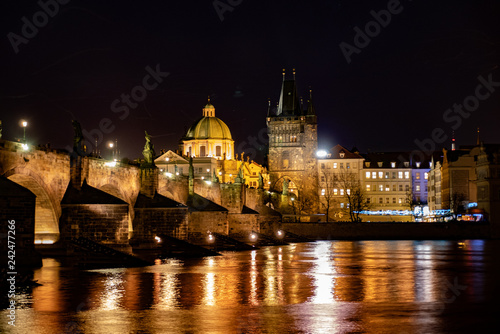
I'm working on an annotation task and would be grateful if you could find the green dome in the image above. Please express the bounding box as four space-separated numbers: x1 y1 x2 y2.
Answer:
185 116 233 140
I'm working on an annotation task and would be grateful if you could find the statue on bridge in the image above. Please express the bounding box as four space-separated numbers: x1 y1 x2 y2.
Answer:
283 178 289 196
142 131 156 166
258 172 263 189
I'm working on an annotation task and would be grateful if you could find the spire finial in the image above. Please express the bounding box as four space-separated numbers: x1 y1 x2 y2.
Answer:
309 87 313 99
293 68 296 80
452 131 456 151
282 68 286 81
208 95 210 103
477 127 480 146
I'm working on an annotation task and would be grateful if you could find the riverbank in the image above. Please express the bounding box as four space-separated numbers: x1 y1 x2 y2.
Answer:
282 221 496 240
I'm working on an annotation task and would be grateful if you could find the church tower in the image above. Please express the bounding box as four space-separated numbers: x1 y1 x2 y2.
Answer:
266 69 319 213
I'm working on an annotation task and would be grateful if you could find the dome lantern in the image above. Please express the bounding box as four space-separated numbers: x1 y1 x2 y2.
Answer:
202 96 215 117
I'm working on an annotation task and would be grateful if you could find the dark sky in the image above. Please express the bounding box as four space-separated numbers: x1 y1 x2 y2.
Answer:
1 0 500 163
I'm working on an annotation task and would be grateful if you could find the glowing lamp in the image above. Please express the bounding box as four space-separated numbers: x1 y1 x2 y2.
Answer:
316 150 327 158
155 236 162 243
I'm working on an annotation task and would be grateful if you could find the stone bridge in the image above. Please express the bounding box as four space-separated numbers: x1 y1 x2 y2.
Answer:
0 140 143 242
0 139 269 243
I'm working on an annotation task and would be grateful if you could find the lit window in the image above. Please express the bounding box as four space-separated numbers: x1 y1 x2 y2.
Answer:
366 172 371 179
391 162 396 168
372 172 377 179
385 172 390 179
347 189 351 195
321 189 325 196
425 172 429 180
385 185 390 192
366 185 371 191
416 185 421 192
334 189 338 196
340 189 344 196
399 198 402 204
405 171 410 179
340 203 344 208
379 184 383 191
416 172 421 180
347 163 350 169
379 172 383 179
416 162 421 168
398 172 403 179
333 162 338 169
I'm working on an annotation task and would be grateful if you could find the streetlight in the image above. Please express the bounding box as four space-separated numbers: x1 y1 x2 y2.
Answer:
21 120 27 143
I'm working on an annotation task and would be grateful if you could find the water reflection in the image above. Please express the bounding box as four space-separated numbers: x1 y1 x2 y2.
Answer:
1 240 497 333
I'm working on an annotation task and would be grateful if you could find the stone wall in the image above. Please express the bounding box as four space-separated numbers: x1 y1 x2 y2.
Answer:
228 213 259 234
188 211 228 239
131 207 189 243
60 204 129 245
220 183 244 213
158 176 189 204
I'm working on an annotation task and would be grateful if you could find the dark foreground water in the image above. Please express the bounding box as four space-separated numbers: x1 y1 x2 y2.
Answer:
2 240 499 333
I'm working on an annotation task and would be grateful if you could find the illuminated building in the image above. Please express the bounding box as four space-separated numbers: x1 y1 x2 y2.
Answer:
180 98 234 160
317 145 364 221
266 70 319 212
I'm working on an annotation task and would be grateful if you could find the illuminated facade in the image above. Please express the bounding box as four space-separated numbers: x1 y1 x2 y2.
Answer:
180 100 234 160
266 71 319 212
361 153 413 220
317 145 364 220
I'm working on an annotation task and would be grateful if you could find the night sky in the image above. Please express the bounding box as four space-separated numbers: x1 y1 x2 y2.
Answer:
1 0 500 163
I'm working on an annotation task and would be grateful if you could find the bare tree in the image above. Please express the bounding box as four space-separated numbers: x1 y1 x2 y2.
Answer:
336 170 370 222
405 190 418 212
291 187 315 221
450 191 467 219
320 170 338 222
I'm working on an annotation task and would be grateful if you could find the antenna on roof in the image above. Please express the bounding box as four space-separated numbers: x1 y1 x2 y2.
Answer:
451 131 456 151
282 68 285 81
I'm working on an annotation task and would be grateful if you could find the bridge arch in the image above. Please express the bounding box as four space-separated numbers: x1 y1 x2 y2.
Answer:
4 166 61 242
270 175 299 194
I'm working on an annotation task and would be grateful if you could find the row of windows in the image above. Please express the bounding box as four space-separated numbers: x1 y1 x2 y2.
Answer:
366 184 410 192
321 188 351 196
320 162 357 169
414 172 429 180
366 171 413 179
272 135 298 143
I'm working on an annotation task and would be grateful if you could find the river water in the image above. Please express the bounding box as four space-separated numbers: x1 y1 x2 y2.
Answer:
1 240 499 333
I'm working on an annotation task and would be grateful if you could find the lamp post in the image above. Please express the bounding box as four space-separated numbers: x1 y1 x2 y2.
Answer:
21 120 27 143
108 141 114 160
